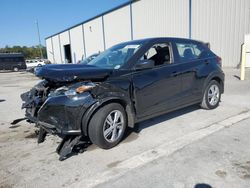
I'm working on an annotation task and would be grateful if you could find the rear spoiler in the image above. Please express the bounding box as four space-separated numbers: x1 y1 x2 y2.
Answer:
205 42 210 49
197 40 210 48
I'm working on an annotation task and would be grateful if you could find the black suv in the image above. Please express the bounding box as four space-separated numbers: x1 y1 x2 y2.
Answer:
21 38 224 151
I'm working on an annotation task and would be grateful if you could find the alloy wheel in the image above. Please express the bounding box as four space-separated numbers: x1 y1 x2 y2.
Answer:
208 84 220 106
103 110 124 143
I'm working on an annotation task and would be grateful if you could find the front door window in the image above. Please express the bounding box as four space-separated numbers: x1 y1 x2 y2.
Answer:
140 43 172 66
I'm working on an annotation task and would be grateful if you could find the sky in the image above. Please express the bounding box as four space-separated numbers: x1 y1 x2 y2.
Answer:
0 0 128 47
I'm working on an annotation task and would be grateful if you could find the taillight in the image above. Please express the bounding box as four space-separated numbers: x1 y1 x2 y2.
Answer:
216 56 222 67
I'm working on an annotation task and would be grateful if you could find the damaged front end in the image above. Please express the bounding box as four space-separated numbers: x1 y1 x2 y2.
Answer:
21 80 49 123
21 79 98 160
36 81 96 135
20 63 131 160
21 80 97 133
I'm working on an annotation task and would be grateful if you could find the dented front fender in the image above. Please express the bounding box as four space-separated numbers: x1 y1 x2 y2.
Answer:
80 81 135 136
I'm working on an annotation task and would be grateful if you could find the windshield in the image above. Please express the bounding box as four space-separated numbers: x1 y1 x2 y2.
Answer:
80 53 99 64
87 42 143 69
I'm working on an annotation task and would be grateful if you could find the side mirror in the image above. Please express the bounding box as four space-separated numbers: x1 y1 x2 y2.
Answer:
135 59 154 70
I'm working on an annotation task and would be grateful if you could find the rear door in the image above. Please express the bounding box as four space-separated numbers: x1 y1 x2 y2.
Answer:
173 40 212 104
132 41 182 119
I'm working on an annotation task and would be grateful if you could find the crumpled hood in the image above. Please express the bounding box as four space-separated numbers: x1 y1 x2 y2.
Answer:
35 64 112 82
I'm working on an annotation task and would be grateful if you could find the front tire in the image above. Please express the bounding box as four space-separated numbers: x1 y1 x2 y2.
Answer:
88 103 127 149
201 80 221 109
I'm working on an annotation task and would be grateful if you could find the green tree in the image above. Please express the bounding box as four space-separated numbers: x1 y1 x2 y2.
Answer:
0 45 47 59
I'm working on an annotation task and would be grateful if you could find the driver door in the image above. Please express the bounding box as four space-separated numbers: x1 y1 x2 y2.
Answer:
132 42 182 119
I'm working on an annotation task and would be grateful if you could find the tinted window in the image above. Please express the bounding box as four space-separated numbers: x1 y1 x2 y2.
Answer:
176 42 205 61
0 56 24 64
140 43 171 66
16 57 23 62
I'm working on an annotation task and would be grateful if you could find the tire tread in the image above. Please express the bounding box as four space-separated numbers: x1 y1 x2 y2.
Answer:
88 103 126 149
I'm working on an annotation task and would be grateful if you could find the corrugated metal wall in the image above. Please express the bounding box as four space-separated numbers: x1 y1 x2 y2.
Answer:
69 25 85 63
45 0 250 67
103 6 132 48
51 36 61 64
83 17 104 56
45 38 54 63
59 31 70 63
192 0 250 67
132 0 189 39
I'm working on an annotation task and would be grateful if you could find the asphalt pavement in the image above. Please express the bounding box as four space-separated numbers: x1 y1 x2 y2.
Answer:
0 68 250 188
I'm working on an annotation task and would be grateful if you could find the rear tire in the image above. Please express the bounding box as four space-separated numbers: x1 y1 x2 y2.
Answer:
88 103 127 149
201 80 221 109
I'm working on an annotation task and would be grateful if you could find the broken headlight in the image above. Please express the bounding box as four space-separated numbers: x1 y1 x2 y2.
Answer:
53 82 96 97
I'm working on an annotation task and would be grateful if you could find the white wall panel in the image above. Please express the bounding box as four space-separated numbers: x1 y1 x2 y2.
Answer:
69 25 85 63
84 17 104 56
45 38 54 63
51 36 62 64
192 0 250 67
104 5 131 48
132 0 189 39
59 31 70 63
47 0 250 67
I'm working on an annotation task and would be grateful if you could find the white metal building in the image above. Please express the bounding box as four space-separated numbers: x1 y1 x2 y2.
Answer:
45 0 250 67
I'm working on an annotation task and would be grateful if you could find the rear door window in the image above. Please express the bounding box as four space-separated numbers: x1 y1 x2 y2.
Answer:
176 42 205 62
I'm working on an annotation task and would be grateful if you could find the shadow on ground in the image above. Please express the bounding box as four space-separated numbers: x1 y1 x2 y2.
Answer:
63 104 200 160
233 75 241 80
194 183 213 188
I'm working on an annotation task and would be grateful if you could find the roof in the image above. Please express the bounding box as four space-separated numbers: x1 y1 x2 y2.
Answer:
0 53 24 58
121 37 203 43
45 0 136 40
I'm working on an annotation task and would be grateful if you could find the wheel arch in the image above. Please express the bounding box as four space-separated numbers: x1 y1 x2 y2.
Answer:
211 76 224 92
202 71 225 95
81 97 135 136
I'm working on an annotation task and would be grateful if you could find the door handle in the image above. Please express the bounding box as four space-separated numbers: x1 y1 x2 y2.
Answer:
205 60 210 65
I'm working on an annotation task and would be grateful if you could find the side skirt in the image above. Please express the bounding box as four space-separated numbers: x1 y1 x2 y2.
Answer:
135 99 202 123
